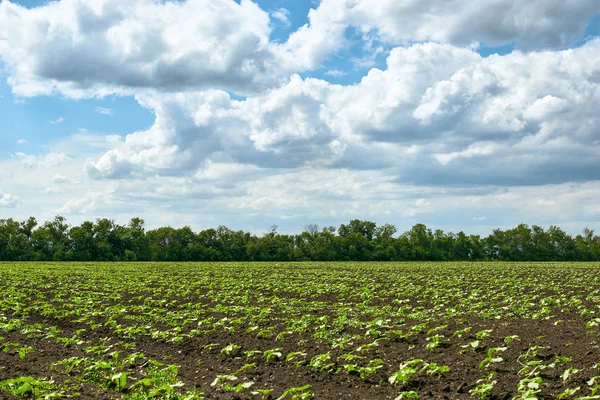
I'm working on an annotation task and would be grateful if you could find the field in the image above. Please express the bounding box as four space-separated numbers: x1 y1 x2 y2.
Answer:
0 263 599 399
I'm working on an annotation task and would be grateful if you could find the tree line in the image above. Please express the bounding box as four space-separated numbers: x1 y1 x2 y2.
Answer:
0 216 599 262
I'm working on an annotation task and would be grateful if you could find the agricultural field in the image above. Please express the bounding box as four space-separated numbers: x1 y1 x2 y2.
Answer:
0 263 599 399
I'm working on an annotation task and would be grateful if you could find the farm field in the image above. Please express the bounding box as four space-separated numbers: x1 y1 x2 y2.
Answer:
0 262 599 400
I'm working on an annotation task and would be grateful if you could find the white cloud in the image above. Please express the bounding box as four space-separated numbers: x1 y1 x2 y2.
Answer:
48 116 65 125
271 8 290 27
280 0 600 69
0 192 20 208
95 106 113 115
81 39 600 188
194 160 263 182
59 192 106 214
84 75 342 178
324 69 347 77
2 0 596 99
350 0 599 48
435 144 497 166
2 138 600 234
15 152 70 169
49 133 123 155
52 174 70 184
43 187 62 194
0 0 281 97
14 152 37 168
16 138 28 144
522 95 570 121
280 0 349 70
331 40 600 186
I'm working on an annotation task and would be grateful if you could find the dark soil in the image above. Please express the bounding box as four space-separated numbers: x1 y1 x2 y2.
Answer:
1 307 599 399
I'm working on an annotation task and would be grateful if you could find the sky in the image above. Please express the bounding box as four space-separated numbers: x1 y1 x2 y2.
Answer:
1 0 600 235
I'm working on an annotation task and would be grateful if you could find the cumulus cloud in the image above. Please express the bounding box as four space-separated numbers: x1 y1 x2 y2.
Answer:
2 0 598 99
84 39 600 187
1 0 599 99
16 138 28 144
351 0 599 48
280 0 350 70
281 0 600 68
328 40 600 186
85 75 343 178
0 0 281 97
85 90 240 178
0 192 20 208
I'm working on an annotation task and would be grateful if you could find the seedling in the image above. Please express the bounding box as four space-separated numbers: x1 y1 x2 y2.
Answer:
469 372 496 399
479 347 507 369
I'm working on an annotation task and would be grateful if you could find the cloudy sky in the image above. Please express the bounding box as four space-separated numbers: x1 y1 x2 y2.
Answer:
1 0 600 234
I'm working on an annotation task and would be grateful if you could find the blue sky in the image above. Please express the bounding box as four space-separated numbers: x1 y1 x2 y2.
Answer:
1 0 600 235
0 81 154 155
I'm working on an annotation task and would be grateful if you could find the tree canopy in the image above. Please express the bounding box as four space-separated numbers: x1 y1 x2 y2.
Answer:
0 217 599 262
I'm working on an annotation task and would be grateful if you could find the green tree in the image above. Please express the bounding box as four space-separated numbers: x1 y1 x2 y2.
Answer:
404 224 434 260
338 220 377 241
69 221 96 261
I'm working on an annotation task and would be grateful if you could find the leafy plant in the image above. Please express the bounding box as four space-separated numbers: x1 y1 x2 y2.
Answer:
309 353 335 372
220 343 241 357
277 384 313 400
395 391 419 399
263 348 283 363
469 373 496 399
0 377 57 398
479 347 507 369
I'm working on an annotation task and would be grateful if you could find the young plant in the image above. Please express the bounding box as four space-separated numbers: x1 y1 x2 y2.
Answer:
479 347 507 369
395 391 419 399
504 335 520 344
252 388 274 399
309 353 335 372
556 386 580 399
425 334 446 351
263 348 283 363
475 330 493 340
389 359 423 385
277 384 313 400
561 367 580 382
515 376 542 400
469 373 496 399
285 351 307 367
220 343 241 357
0 377 57 398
